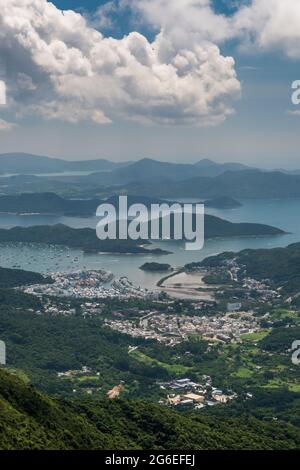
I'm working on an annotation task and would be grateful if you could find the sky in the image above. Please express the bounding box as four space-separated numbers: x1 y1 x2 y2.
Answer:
0 0 300 168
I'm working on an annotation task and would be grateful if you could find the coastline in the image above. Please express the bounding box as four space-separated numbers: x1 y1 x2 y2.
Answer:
158 270 218 301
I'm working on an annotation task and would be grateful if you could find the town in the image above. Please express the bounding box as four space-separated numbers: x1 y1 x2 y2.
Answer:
106 310 261 345
158 376 240 409
21 270 154 300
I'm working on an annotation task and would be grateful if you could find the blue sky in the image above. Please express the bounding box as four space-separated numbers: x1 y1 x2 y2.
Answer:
52 0 245 15
1 0 300 168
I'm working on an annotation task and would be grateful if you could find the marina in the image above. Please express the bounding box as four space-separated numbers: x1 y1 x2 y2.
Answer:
0 198 299 293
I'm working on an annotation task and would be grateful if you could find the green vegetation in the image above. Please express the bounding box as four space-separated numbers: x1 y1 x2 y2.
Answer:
0 266 51 289
265 309 300 327
0 288 42 309
203 271 232 285
241 331 270 342
205 214 283 239
0 225 169 255
199 242 300 295
0 192 101 216
0 307 154 395
233 367 254 379
1 369 300 450
260 326 300 352
0 263 299 449
140 262 171 272
131 350 191 375
1 286 299 403
122 169 300 199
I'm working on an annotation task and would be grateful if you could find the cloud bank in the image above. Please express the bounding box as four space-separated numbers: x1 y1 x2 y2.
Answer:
233 0 300 58
0 0 240 127
1 0 300 130
131 0 300 58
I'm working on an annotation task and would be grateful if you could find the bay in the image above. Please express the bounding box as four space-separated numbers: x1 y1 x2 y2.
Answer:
0 198 299 289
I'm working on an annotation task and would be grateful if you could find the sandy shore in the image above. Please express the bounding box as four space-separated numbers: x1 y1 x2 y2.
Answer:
159 271 217 301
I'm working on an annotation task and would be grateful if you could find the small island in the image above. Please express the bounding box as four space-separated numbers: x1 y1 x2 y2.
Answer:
140 262 172 272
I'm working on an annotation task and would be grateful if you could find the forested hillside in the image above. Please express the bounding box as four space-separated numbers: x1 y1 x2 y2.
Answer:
198 242 300 294
0 369 299 450
0 267 50 289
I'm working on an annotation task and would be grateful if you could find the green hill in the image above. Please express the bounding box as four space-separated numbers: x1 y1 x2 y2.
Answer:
204 214 283 237
0 193 178 216
140 262 172 272
79 158 252 185
0 153 128 174
0 219 283 257
123 170 300 199
193 241 300 295
0 266 50 289
0 369 299 450
0 192 101 216
0 225 168 255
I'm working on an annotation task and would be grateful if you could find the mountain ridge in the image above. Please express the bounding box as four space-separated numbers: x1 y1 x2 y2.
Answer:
0 153 130 174
0 153 255 180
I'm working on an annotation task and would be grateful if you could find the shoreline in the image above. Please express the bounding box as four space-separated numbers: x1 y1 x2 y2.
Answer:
158 270 218 301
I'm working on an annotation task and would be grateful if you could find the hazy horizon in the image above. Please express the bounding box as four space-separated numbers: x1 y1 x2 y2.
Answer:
0 151 298 172
1 1 300 169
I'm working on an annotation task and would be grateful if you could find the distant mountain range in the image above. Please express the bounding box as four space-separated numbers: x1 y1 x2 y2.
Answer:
121 170 300 199
2 153 300 200
0 152 130 174
99 158 251 183
194 158 252 176
0 153 251 179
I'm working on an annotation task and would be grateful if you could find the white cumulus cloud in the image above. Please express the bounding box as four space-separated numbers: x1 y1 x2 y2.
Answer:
131 0 300 58
233 0 300 58
0 0 241 126
130 0 233 45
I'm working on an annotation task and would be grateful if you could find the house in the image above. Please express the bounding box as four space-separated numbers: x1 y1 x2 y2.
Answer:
170 378 193 390
183 393 205 403
212 388 223 395
214 394 230 403
167 395 181 406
